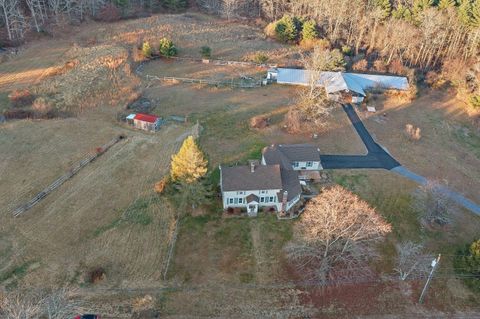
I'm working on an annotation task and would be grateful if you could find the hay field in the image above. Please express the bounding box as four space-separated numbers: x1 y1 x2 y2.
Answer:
0 40 71 92
361 90 480 201
0 108 194 287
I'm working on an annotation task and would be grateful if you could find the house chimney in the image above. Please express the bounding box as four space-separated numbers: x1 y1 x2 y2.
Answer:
281 190 288 212
250 161 255 173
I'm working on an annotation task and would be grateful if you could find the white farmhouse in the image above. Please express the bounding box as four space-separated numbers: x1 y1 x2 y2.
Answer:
220 144 325 217
220 161 302 217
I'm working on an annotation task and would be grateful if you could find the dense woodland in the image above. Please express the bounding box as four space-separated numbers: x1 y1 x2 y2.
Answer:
1 0 480 106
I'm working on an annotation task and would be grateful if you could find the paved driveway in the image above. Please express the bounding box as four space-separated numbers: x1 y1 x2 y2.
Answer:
321 104 400 170
320 104 480 216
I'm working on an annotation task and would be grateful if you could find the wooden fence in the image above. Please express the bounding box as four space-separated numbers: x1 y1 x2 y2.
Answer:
135 56 277 75
145 74 262 89
12 135 126 217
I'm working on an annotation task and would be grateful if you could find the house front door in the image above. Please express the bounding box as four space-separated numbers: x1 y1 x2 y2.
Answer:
248 204 258 217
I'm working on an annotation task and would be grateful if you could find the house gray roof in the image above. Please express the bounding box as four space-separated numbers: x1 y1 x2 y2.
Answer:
279 169 302 201
220 164 283 192
262 144 321 168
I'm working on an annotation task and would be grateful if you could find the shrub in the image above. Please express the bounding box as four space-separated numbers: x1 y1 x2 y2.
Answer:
469 95 480 108
274 15 299 43
373 59 388 72
200 46 211 58
388 59 406 75
302 20 318 41
253 53 269 64
264 22 277 38
353 59 368 71
8 89 34 108
341 45 353 56
454 239 480 292
158 38 177 57
87 267 106 284
32 97 53 112
142 41 152 58
154 177 169 194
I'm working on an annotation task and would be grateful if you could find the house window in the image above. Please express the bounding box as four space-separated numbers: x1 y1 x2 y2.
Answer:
237 191 244 195
260 197 265 203
306 161 313 167
238 198 243 204
269 196 275 202
293 162 299 168
260 190 267 194
229 198 234 204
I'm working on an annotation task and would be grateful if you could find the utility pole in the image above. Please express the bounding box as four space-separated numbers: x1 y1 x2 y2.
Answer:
419 254 441 304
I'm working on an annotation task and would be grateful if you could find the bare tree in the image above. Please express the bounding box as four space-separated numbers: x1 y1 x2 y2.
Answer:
285 185 392 284
413 180 454 227
222 0 238 20
393 241 432 280
0 287 79 319
0 0 26 40
0 290 44 319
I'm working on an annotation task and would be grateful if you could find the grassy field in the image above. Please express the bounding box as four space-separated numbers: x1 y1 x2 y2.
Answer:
0 106 196 287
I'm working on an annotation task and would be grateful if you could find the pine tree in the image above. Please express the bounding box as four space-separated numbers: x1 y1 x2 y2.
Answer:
302 20 318 41
438 0 456 10
413 0 434 21
458 0 474 27
142 41 152 58
275 15 299 43
375 0 392 19
159 38 177 57
171 136 208 183
471 0 480 27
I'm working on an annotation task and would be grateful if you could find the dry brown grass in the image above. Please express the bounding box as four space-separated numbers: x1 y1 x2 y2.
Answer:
0 107 197 287
361 89 480 202
0 40 71 93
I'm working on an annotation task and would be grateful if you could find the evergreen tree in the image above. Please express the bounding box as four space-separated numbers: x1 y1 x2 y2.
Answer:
275 15 299 43
171 136 208 183
392 4 414 22
472 0 480 27
458 0 474 27
142 41 152 58
302 20 318 40
375 0 392 19
413 0 434 22
159 38 177 57
438 0 456 10
171 180 212 214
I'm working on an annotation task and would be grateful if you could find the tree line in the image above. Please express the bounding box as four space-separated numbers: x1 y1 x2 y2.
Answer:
0 0 187 43
2 0 479 70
